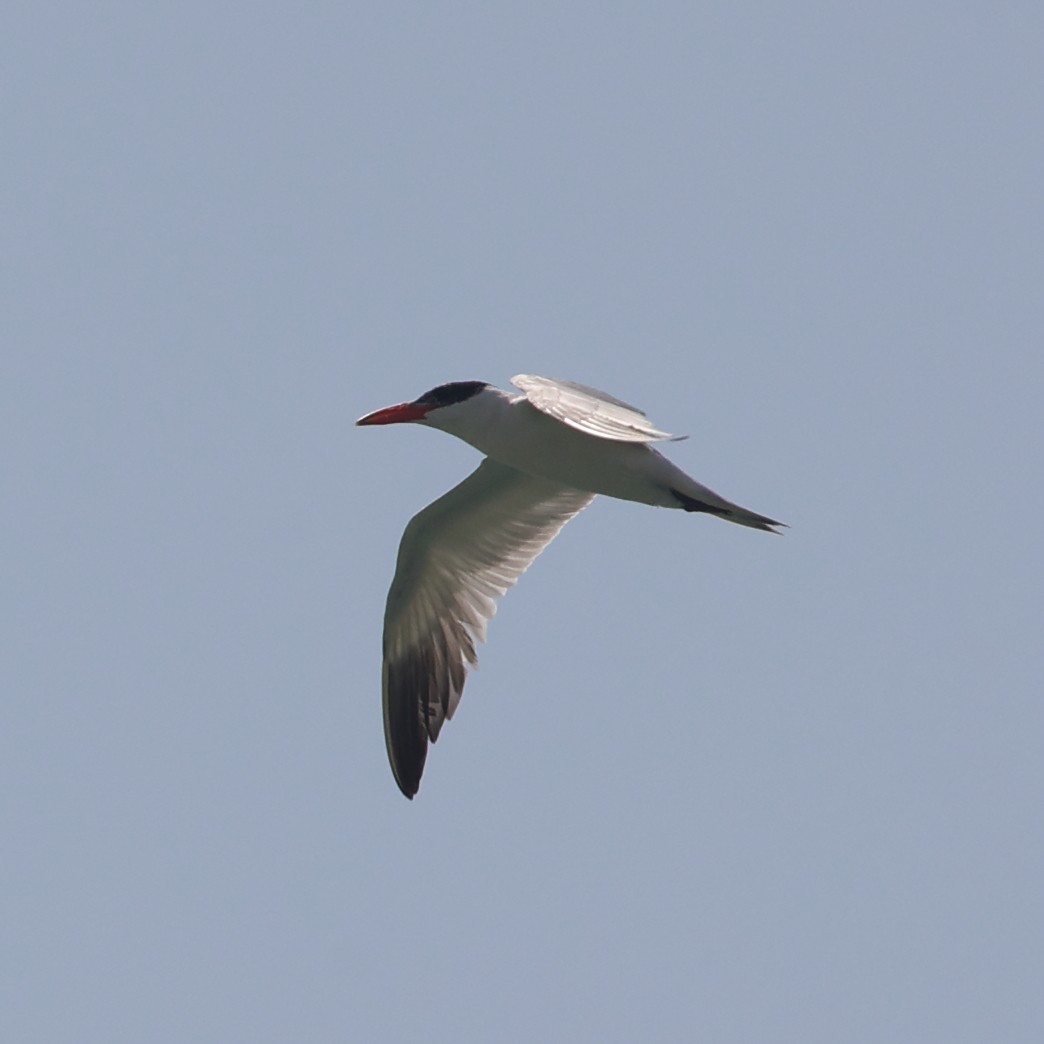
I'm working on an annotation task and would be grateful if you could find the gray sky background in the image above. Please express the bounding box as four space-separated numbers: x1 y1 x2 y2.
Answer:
5 4 1043 1042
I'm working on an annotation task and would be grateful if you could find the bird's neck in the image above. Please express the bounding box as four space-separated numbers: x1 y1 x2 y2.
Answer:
424 386 518 455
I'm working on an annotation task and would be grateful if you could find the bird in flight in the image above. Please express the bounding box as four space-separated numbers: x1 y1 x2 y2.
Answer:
357 374 783 798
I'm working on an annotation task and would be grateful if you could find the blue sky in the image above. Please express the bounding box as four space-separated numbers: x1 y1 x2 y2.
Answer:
4 4 1043 1041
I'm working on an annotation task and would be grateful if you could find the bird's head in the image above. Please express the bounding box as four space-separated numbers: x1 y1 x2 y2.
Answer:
356 381 493 431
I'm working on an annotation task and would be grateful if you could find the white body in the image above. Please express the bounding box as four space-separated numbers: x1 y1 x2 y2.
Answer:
424 382 748 516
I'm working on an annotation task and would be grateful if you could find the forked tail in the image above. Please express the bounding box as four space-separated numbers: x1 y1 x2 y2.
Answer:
671 487 785 533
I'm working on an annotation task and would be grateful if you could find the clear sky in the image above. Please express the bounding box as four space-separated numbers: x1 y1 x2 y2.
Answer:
4 3 1043 1042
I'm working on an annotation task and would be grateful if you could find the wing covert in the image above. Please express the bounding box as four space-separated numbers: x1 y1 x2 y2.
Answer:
511 373 685 443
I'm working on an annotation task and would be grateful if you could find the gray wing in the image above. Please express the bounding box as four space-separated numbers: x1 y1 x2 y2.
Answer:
381 458 594 798
511 373 685 443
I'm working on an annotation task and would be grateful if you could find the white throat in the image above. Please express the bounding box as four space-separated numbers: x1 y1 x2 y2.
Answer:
421 385 517 451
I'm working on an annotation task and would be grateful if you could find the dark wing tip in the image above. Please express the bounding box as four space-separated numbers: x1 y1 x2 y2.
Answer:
384 627 474 799
388 720 425 799
385 655 429 800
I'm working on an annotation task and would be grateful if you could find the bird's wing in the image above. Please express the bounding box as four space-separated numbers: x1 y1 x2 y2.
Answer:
511 373 685 443
382 458 594 798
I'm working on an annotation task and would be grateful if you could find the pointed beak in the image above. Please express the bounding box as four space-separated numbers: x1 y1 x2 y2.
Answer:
356 401 431 426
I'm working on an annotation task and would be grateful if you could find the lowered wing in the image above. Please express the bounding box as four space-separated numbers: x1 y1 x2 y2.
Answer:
381 458 594 798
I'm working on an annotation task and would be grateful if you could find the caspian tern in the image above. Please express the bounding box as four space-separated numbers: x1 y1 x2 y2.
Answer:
357 374 782 799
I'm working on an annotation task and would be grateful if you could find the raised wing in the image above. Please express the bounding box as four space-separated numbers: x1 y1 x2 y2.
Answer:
511 373 685 443
382 458 594 798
